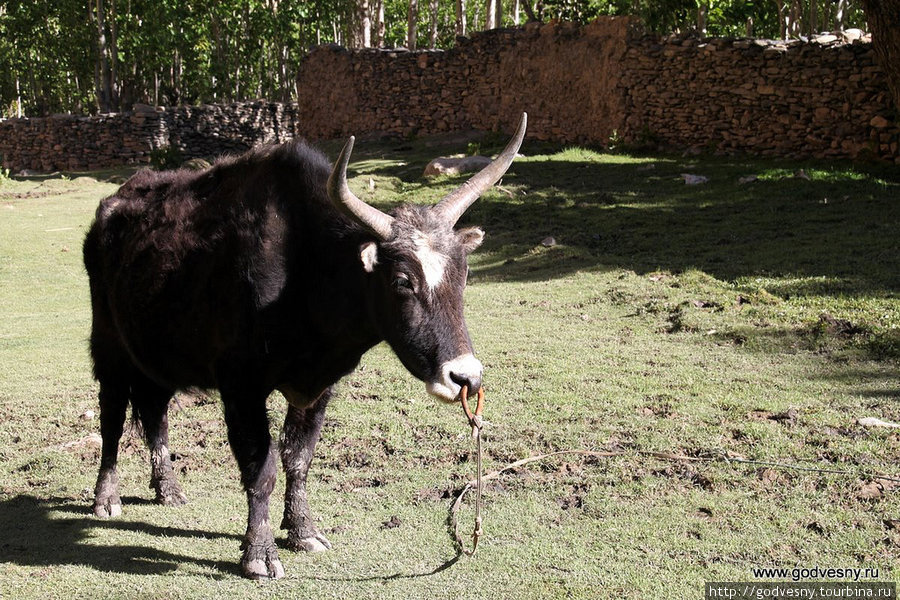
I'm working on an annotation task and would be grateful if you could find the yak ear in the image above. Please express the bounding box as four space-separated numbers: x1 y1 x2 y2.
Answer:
360 241 379 272
458 227 485 254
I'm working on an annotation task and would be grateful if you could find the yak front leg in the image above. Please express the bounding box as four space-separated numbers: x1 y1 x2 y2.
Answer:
222 389 284 580
280 387 332 552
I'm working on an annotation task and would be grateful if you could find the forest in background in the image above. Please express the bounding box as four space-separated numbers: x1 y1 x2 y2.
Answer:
0 0 870 118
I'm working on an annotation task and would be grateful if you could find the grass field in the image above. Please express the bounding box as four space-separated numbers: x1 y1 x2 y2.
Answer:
1 136 899 599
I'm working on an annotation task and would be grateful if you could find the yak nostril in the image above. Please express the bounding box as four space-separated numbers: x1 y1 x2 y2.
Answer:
450 371 482 396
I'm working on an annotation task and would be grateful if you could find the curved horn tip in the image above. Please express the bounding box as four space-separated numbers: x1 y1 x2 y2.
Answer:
432 112 529 226
513 112 527 144
340 136 355 161
327 135 395 241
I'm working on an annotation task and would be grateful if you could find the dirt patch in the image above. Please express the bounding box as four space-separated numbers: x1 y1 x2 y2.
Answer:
381 515 402 529
333 477 388 493
747 408 799 427
556 483 590 510
813 313 868 338
413 486 453 504
319 436 396 471
652 464 714 490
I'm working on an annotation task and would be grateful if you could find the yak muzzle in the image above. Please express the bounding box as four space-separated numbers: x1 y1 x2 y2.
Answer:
426 353 483 402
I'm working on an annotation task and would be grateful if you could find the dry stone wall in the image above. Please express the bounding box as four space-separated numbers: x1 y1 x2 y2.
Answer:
1 18 897 172
0 101 298 173
295 18 898 162
621 36 898 160
294 18 635 145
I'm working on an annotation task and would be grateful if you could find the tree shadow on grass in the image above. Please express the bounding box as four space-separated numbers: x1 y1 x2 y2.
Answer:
481 159 897 291
353 144 900 297
0 494 239 578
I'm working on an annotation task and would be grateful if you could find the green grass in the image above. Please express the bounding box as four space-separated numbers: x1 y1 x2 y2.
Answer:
1 138 899 599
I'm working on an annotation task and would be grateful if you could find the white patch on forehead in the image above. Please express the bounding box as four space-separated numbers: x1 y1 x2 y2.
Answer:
412 231 449 291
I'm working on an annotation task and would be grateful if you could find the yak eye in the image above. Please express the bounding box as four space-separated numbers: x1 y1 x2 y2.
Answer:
392 274 413 291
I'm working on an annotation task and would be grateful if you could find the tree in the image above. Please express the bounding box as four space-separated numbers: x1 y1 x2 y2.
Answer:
0 0 879 117
356 0 372 47
862 0 900 113
374 0 386 46
456 0 467 34
428 0 439 46
407 0 418 48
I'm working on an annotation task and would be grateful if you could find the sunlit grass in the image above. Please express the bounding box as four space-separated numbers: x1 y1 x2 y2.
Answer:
0 139 898 598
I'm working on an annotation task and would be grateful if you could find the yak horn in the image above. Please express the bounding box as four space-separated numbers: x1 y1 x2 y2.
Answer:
433 112 527 226
328 136 394 240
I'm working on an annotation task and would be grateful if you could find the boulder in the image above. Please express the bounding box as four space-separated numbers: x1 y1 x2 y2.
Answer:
423 155 492 177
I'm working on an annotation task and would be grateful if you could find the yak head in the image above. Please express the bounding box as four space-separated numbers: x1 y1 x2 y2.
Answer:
327 113 527 403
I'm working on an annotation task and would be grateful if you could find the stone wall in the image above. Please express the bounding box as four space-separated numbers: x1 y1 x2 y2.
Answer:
0 101 298 173
295 18 634 145
1 18 898 172
295 18 898 162
621 35 898 160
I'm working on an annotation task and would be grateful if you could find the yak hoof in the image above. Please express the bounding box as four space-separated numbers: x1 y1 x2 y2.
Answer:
152 479 188 506
93 500 122 519
241 544 285 580
290 533 332 552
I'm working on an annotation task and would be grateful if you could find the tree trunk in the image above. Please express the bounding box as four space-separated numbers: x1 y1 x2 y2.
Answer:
456 0 467 35
775 0 786 39
374 0 385 47
834 0 847 30
789 0 802 37
109 0 119 110
862 0 900 114
808 0 818 35
429 0 439 47
407 0 418 49
15 75 23 118
697 2 708 35
27 51 41 115
522 0 540 22
173 32 182 104
485 0 495 29
95 0 111 112
358 0 371 47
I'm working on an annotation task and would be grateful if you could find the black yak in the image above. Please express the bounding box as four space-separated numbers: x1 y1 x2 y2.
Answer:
82 114 526 578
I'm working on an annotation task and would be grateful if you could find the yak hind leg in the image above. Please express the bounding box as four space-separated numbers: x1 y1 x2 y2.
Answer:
93 374 128 518
132 376 187 507
279 387 332 552
90 332 131 519
221 385 284 580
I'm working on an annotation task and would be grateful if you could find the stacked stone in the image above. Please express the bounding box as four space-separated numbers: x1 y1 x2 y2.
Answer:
294 19 898 162
295 18 636 144
621 33 899 161
0 101 300 173
1 18 898 173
